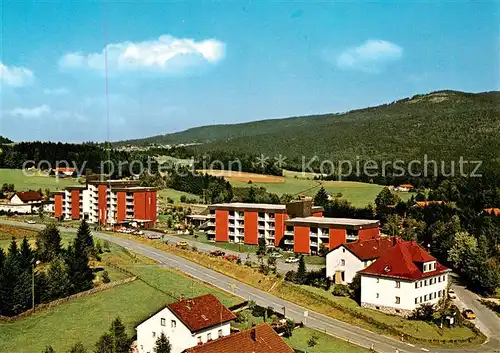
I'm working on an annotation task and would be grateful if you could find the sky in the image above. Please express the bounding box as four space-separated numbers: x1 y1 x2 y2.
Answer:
0 1 499 142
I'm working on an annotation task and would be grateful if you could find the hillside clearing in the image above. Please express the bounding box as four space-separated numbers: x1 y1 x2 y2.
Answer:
0 169 77 191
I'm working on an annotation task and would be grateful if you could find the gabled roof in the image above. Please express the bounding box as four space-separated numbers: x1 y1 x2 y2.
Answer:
484 208 500 216
336 237 396 260
359 240 449 280
398 184 414 188
10 191 43 203
167 294 236 333
414 201 446 207
185 323 294 353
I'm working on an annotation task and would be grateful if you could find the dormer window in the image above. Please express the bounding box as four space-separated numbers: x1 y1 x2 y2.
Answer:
423 261 436 273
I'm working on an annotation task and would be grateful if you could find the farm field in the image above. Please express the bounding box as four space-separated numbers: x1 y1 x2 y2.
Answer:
0 243 241 352
157 188 200 203
198 169 285 183
0 168 78 191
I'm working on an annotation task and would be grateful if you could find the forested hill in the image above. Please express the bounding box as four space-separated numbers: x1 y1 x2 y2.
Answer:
116 90 500 165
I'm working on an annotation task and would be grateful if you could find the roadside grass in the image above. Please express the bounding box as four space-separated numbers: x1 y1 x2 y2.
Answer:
233 309 369 353
112 234 483 347
0 241 241 353
0 168 78 191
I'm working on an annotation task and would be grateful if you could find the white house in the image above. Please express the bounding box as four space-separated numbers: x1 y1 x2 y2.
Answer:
359 239 450 317
326 237 395 284
136 294 236 353
0 191 43 214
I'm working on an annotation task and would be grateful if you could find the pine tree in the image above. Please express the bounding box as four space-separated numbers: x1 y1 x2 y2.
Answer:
46 257 71 300
154 332 172 353
0 248 6 315
42 346 55 353
94 333 113 353
35 223 62 262
20 236 34 269
94 317 130 353
75 219 95 258
68 342 87 353
297 255 307 284
65 244 94 294
314 186 329 208
257 237 266 256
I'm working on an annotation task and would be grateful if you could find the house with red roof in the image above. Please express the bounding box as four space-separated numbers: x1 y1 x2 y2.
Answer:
359 239 450 317
185 323 293 353
326 237 396 284
484 208 500 217
136 294 236 353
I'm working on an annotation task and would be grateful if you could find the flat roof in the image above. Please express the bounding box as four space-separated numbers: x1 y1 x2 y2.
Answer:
209 203 323 212
111 186 157 192
285 216 379 229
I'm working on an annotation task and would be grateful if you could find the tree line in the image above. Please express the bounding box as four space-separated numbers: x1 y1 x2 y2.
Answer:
0 221 95 317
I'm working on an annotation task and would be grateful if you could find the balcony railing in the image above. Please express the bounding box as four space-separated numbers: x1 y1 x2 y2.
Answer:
284 239 294 245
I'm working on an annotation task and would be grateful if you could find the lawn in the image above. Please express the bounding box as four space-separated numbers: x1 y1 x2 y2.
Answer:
0 243 241 352
0 168 79 191
158 188 200 203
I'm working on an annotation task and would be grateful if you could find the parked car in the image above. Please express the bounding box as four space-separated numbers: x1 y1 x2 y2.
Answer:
224 254 239 261
133 230 144 235
448 289 457 299
176 241 189 248
26 220 36 224
462 309 476 320
210 250 225 257
147 233 161 239
270 253 282 258
285 257 300 263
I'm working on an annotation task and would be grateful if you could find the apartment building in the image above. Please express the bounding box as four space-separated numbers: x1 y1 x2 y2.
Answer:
205 200 380 254
51 179 157 228
359 239 450 317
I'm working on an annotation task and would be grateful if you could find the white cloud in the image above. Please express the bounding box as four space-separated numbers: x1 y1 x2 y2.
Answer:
59 35 225 75
336 40 403 72
7 105 51 118
0 62 34 87
44 87 69 95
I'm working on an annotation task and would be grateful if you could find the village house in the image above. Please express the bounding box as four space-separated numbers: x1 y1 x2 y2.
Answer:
185 323 294 353
0 191 43 214
359 239 450 317
326 237 395 284
136 294 236 353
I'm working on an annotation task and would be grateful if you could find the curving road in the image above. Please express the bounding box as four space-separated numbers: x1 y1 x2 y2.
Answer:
1 219 499 353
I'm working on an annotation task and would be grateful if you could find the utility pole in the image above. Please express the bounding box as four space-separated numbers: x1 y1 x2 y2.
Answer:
32 260 40 312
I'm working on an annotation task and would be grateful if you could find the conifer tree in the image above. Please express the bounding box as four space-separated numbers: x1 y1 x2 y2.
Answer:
154 332 172 353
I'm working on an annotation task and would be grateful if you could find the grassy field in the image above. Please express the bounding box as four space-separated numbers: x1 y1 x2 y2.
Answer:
0 169 79 191
158 188 200 203
0 243 241 352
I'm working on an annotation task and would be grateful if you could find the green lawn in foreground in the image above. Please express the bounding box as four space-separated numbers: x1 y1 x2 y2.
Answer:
0 168 78 191
0 265 241 352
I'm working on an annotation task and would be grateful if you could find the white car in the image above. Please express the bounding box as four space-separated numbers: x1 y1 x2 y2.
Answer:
448 289 457 299
26 220 36 224
270 253 282 258
285 257 300 263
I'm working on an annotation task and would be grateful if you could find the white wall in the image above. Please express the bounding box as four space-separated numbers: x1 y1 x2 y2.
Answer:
136 307 231 353
326 246 366 284
361 273 449 312
0 204 34 214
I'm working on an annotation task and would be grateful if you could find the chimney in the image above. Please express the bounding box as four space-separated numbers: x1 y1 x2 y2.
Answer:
250 328 257 342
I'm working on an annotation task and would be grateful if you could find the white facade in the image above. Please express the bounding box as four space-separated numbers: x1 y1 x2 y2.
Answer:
0 204 34 214
258 211 276 246
360 272 449 314
136 307 231 353
326 246 376 284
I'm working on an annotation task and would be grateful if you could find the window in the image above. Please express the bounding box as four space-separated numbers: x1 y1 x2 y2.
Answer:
160 318 166 326
395 296 400 304
171 320 176 328
415 282 418 289
218 329 223 338
342 248 346 253
438 276 441 283
341 259 345 266
419 297 423 303
415 298 418 304
395 281 401 288
424 294 428 301
423 264 427 272
376 293 379 298
197 336 202 345
207 333 212 341
152 332 156 338
424 279 428 286
376 278 380 283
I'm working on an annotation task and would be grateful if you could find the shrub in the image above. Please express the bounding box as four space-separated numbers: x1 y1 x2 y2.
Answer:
332 284 352 297
285 270 297 283
101 271 111 284
244 260 253 267
409 303 435 321
180 195 187 203
166 197 174 204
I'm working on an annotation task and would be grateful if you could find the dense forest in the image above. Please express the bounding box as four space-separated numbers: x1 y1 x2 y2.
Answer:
116 91 500 172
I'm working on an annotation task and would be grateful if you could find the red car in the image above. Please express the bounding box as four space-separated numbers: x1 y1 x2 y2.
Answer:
224 254 239 261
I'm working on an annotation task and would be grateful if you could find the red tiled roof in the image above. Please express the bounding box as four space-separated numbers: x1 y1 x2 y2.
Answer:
342 237 396 260
167 294 236 333
415 201 446 207
10 191 43 203
185 323 294 353
484 208 500 216
359 240 449 280
55 167 75 172
398 184 414 188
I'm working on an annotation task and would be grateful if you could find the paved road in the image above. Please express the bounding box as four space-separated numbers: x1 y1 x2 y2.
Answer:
2 219 499 353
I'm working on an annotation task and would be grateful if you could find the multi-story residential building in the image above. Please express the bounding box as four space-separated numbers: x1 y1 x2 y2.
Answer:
326 237 395 284
205 200 380 254
51 179 157 228
136 294 236 353
206 201 323 247
284 217 380 254
359 239 450 317
185 323 294 353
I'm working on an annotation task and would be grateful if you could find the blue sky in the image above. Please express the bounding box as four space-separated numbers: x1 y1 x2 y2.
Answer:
1 1 498 142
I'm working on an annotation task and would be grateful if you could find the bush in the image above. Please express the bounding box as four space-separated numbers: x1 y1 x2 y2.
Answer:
166 197 174 204
236 257 242 265
101 271 111 284
180 195 187 203
244 260 253 267
332 284 352 297
285 270 297 283
409 303 435 321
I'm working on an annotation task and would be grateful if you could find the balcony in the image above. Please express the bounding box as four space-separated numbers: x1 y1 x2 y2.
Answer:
284 239 294 245
258 217 265 222
310 241 318 247
285 230 294 236
206 229 215 235
346 234 358 241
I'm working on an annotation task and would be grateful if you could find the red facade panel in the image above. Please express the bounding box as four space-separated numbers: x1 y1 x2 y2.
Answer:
150 191 157 222
312 212 323 217
71 190 80 220
358 227 380 241
294 226 311 254
54 194 63 218
244 211 258 245
274 212 285 246
98 185 107 224
134 192 146 220
117 192 126 223
329 228 347 249
215 210 229 242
